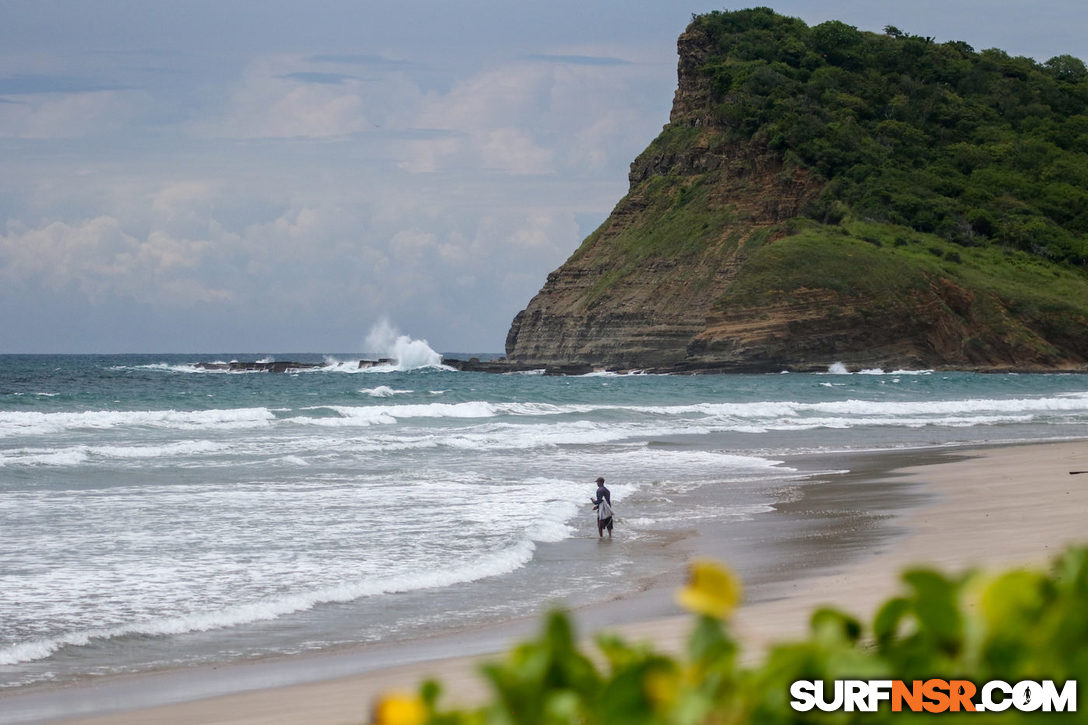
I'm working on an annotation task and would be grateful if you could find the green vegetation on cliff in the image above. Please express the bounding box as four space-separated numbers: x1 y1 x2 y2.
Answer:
718 220 1088 363
689 7 1088 266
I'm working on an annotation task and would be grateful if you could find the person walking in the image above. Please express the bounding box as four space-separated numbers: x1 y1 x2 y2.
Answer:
590 476 613 538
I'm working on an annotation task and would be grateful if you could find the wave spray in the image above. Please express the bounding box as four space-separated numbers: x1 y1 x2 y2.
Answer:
364 319 443 370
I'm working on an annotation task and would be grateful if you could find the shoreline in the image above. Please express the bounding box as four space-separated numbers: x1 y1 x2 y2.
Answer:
6 438 1087 724
441 356 1088 376
726 438 1088 655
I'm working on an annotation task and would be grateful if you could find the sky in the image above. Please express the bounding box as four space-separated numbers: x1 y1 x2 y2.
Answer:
3 1 1088 354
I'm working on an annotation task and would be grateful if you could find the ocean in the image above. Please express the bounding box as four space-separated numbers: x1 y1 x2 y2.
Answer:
2 349 1087 694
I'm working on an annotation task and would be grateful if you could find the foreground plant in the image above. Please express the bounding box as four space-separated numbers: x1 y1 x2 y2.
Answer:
372 547 1088 723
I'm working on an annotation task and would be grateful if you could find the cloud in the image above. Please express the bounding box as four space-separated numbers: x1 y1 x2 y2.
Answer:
306 54 415 70
414 63 549 132
197 56 376 138
396 135 462 173
0 90 140 138
524 54 633 66
0 25 677 349
146 181 227 239
397 63 573 175
565 111 630 173
278 71 361 85
0 166 610 349
150 181 216 213
394 52 670 176
0 216 228 303
389 228 437 263
509 212 575 251
228 83 368 138
0 74 130 95
199 54 435 139
480 128 555 174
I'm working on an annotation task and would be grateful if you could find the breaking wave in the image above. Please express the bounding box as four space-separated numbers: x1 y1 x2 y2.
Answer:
0 408 275 437
364 319 444 370
0 440 226 467
0 539 543 666
359 386 413 397
4 393 1086 440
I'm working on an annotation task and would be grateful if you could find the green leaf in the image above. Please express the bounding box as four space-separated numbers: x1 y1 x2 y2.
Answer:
981 569 1049 629
903 568 964 651
809 607 862 644
873 596 910 646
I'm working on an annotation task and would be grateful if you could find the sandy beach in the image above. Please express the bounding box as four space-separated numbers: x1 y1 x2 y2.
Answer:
10 439 1088 725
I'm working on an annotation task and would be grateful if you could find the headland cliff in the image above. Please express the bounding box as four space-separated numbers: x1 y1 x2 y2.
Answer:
503 9 1088 373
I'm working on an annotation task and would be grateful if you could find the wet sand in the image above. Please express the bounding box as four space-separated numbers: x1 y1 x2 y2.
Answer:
8 439 1087 725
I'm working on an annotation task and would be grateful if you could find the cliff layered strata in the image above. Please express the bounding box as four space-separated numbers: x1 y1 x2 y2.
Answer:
504 25 832 371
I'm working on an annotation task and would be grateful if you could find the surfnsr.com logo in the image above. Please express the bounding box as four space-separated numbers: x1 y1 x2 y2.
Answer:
790 679 1077 713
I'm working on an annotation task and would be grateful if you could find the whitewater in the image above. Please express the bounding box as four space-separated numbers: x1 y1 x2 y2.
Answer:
1 351 1087 690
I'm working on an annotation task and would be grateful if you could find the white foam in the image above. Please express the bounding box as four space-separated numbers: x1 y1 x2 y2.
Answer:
360 386 412 398
271 392 1088 444
133 363 217 374
92 440 226 459
0 535 547 666
525 515 577 543
824 364 934 377
312 401 567 423
289 409 397 427
364 319 444 370
312 358 455 375
805 396 1088 417
0 440 227 467
319 357 372 373
9 392 1078 443
0 448 90 467
609 396 1088 431
0 408 275 437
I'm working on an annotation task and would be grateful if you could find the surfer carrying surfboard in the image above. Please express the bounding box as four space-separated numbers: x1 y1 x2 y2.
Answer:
590 477 613 538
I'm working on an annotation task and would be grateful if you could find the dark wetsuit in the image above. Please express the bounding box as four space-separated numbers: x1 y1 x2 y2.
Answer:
593 485 613 536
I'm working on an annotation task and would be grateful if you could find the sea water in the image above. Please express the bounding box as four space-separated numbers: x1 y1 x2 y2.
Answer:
1 352 1087 691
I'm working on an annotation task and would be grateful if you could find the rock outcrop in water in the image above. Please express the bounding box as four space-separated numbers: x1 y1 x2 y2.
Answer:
504 9 1088 373
193 359 394 372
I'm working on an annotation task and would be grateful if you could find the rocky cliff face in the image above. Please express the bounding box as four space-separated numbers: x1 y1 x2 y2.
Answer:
503 23 1088 373
505 26 817 371
504 144 818 370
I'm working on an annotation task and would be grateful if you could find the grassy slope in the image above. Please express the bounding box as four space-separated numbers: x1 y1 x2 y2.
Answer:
569 175 744 307
566 125 788 310
721 218 1088 360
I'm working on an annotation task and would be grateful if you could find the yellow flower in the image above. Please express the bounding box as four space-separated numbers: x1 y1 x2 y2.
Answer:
676 559 742 619
644 667 681 707
372 692 427 725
